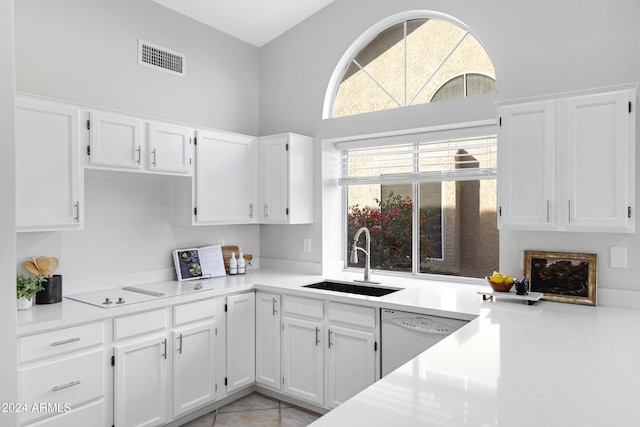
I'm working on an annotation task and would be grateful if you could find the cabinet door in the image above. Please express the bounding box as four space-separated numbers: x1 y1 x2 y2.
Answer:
148 122 192 175
497 100 556 230
282 316 323 406
326 326 376 409
255 293 281 390
114 336 168 427
195 130 257 224
563 90 634 232
260 134 289 223
173 322 216 417
226 293 256 393
15 98 83 231
89 111 143 169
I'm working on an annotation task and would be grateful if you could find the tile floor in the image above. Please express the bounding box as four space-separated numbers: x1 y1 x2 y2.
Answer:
181 392 321 427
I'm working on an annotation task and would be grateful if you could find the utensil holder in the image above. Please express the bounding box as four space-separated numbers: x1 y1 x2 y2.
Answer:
36 275 62 304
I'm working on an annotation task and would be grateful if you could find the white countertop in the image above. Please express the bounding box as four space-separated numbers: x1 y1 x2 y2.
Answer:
18 269 640 426
310 300 640 427
17 270 484 335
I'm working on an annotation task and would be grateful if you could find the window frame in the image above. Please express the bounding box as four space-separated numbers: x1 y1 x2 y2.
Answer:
338 120 498 282
323 10 496 119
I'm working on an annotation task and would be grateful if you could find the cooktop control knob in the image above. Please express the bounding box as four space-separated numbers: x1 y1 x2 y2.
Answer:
103 298 112 305
116 297 125 304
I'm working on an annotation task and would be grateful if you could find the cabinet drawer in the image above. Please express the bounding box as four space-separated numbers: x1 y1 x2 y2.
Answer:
328 302 375 330
19 349 104 424
283 295 323 320
113 309 168 341
174 298 216 326
26 399 104 427
19 322 104 364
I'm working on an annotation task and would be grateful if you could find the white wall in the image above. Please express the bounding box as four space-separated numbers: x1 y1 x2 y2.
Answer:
15 0 259 134
14 0 262 288
16 172 260 292
0 0 17 421
258 0 640 294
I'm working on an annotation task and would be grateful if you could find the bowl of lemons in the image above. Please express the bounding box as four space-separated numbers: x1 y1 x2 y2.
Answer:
486 271 515 292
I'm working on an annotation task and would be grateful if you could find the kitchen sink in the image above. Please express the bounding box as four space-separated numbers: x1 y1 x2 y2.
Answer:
303 281 402 297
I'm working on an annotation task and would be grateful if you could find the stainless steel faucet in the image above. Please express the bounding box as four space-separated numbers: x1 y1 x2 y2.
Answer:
350 226 379 284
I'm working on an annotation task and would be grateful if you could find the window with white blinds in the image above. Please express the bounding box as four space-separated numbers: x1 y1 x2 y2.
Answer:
340 122 499 279
339 133 497 185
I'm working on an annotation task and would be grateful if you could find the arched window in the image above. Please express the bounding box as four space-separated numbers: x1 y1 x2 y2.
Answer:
325 13 496 118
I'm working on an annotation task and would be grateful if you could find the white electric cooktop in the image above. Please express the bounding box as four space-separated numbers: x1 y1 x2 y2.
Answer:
66 280 217 308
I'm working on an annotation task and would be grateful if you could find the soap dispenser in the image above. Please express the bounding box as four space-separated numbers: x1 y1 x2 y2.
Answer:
238 248 246 275
229 252 238 275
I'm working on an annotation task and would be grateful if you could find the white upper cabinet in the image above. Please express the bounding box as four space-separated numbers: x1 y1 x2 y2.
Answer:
562 90 634 231
89 111 143 170
498 100 557 230
88 112 192 176
194 130 257 224
498 84 636 233
258 133 313 224
15 97 84 231
147 122 192 174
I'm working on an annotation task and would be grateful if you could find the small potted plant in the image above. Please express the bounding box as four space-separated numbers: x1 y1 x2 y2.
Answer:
17 273 45 310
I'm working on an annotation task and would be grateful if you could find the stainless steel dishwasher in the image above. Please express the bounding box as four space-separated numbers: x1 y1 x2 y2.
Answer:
381 308 468 376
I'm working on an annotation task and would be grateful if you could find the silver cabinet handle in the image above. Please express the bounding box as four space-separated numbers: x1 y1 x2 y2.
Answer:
152 148 157 167
315 327 320 346
162 338 167 359
328 329 333 349
568 200 572 223
272 298 277 316
51 338 80 347
264 204 269 218
178 334 183 354
52 381 81 392
74 202 80 223
136 146 141 165
249 204 254 219
546 200 550 223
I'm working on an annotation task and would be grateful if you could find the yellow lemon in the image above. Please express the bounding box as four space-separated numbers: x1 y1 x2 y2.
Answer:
503 275 514 284
490 272 504 283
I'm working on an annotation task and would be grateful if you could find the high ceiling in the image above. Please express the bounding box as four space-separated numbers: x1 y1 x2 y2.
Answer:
151 0 336 47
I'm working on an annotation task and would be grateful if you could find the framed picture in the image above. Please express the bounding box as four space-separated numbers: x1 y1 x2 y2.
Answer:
524 251 597 306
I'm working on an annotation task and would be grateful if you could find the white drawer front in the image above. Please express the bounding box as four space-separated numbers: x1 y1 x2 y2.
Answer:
19 322 104 364
113 309 168 341
174 298 216 326
283 295 323 320
328 302 376 330
19 349 104 424
26 399 105 427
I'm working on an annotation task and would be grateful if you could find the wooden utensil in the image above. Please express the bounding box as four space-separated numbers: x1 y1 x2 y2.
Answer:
24 261 41 276
35 256 51 278
48 257 59 276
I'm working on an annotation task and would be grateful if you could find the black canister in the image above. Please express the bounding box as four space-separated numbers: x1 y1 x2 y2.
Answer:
36 275 63 304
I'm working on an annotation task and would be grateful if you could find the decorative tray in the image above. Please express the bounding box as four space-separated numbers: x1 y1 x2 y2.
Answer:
477 289 544 305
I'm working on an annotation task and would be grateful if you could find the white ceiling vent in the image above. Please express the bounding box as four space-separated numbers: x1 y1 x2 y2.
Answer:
138 39 186 77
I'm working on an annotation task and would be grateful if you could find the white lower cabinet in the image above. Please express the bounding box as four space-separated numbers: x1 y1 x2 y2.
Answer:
226 292 256 393
279 295 379 409
173 322 216 417
326 302 377 409
114 335 169 427
282 315 324 405
255 292 281 390
113 301 218 427
17 322 106 426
